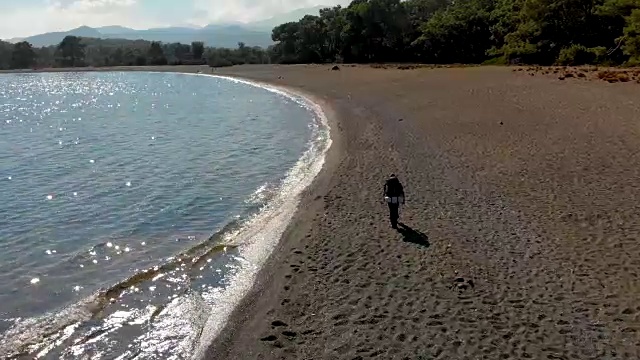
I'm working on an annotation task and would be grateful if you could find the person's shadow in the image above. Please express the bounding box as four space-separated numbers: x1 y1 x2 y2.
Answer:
397 223 429 248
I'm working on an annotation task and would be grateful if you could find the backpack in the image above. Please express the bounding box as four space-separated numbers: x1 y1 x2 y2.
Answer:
385 178 403 197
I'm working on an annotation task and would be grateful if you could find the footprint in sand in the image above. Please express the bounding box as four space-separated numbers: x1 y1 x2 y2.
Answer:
271 320 287 327
282 330 297 338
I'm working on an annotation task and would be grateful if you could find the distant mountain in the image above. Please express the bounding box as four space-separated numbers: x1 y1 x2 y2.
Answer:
2 6 330 48
247 5 330 30
96 26 136 35
102 27 272 48
20 26 102 47
8 25 270 48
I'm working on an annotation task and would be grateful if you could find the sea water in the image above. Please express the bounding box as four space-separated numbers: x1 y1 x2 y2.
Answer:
0 71 330 359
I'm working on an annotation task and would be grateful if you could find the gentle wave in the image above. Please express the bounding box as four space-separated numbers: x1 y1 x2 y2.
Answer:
191 74 332 360
0 73 332 359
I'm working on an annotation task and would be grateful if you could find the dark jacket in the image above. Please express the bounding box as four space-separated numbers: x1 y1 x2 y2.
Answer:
384 177 405 197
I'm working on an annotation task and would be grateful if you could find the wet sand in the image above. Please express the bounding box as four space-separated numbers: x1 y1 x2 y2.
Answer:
204 64 640 359
6 65 640 359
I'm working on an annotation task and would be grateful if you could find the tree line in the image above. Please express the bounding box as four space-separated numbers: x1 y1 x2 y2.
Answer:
269 0 640 66
0 36 272 70
2 0 639 70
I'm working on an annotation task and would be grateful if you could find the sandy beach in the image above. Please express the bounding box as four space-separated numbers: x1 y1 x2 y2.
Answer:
198 64 640 359
5 64 640 359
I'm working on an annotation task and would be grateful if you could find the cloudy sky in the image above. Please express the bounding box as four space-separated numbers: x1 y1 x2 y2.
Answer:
0 0 347 39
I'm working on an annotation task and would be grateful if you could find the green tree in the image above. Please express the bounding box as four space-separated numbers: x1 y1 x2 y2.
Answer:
271 22 302 63
263 0 640 65
0 41 14 70
623 9 640 63
402 0 450 59
191 41 205 61
57 36 86 67
237 42 248 61
168 43 191 64
35 47 55 68
317 6 346 62
414 0 495 63
10 41 37 69
4 0 639 69
147 41 168 65
207 43 272 67
492 0 638 64
112 47 124 65
598 0 640 63
294 15 327 62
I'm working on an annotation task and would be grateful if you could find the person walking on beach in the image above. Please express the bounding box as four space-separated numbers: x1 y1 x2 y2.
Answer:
384 174 405 229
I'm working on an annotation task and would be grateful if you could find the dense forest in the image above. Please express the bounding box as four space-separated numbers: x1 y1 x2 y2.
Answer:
0 36 271 70
269 0 640 65
1 0 640 70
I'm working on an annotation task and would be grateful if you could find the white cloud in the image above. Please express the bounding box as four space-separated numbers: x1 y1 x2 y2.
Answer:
58 0 138 11
0 0 156 39
190 0 346 24
0 0 349 40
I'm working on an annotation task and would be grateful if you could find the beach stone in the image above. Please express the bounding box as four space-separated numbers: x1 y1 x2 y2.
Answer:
456 283 468 290
454 277 465 283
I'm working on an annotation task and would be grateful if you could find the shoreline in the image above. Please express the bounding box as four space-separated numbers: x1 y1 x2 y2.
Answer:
188 71 337 359
199 73 347 359
5 65 640 358
202 64 640 359
0 67 335 358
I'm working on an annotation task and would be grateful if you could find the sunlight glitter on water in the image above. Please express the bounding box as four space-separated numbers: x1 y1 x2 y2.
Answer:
0 72 325 359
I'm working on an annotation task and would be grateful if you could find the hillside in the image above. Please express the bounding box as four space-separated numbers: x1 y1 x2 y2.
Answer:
96 26 136 35
3 6 329 48
7 25 270 48
19 26 102 47
246 5 330 30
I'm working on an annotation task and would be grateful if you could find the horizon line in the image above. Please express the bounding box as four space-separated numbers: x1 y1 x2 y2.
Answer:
2 4 333 41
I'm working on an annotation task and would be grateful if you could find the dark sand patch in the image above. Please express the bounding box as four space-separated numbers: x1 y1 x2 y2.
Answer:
203 64 640 360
